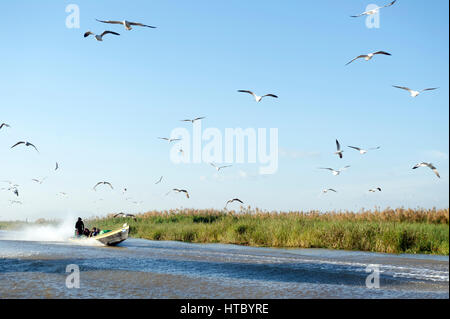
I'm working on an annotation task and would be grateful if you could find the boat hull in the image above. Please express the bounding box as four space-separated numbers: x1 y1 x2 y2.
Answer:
70 224 129 246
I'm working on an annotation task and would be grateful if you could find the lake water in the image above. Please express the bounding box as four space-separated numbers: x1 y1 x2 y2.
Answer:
0 230 448 299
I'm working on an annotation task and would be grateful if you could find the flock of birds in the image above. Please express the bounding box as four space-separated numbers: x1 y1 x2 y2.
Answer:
0 0 444 215
84 19 157 41
317 0 441 195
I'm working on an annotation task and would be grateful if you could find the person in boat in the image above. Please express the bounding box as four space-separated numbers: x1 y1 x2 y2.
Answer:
83 228 90 237
75 217 84 236
90 227 99 237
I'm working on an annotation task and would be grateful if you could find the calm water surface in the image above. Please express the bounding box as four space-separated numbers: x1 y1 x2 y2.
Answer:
0 230 448 299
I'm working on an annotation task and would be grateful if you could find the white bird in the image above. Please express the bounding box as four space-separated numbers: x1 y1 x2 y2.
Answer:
114 212 136 217
96 19 157 31
323 188 337 193
55 162 59 171
158 137 181 143
413 163 440 178
11 141 39 153
1 182 20 195
319 166 351 176
237 90 278 102
210 163 232 171
392 86 439 98
84 30 120 41
180 117 205 123
1 186 19 197
155 176 163 184
348 146 380 154
113 213 137 221
346 51 391 65
225 198 244 208
172 188 190 198
58 192 68 197
32 177 47 185
351 0 397 17
369 188 382 192
93 181 114 191
0 123 10 130
335 139 344 159
9 200 22 205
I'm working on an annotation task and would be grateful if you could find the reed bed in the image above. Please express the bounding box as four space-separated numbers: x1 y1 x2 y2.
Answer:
88 207 449 255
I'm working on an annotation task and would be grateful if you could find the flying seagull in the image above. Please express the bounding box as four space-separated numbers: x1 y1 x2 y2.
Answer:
392 86 439 98
347 146 380 154
11 141 39 153
84 30 120 41
96 19 156 30
319 166 351 176
114 212 137 218
225 198 244 208
155 176 163 184
114 213 137 221
32 177 47 185
158 137 181 143
335 139 344 159
237 90 278 102
181 117 205 123
210 163 232 171
413 163 440 178
323 188 337 193
172 188 190 198
55 162 59 171
346 51 391 66
0 123 10 130
1 181 19 194
93 181 114 191
369 188 382 192
351 0 397 17
9 200 22 205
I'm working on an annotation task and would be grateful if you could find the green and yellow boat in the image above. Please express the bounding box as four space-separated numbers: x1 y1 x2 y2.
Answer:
69 223 129 246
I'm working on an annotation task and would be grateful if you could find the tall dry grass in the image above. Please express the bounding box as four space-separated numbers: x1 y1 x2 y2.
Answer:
88 207 449 255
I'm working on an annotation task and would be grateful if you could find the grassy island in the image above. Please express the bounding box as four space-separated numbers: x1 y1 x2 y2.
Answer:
86 207 449 255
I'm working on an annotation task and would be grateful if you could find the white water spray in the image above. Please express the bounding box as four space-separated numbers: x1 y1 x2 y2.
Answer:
2 214 78 242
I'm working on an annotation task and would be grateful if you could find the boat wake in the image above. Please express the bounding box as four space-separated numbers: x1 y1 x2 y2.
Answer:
0 216 77 243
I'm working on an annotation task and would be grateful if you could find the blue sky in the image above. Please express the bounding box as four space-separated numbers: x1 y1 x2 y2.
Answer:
0 0 448 220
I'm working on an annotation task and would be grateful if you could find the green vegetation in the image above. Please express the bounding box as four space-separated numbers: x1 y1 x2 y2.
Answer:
87 207 450 255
